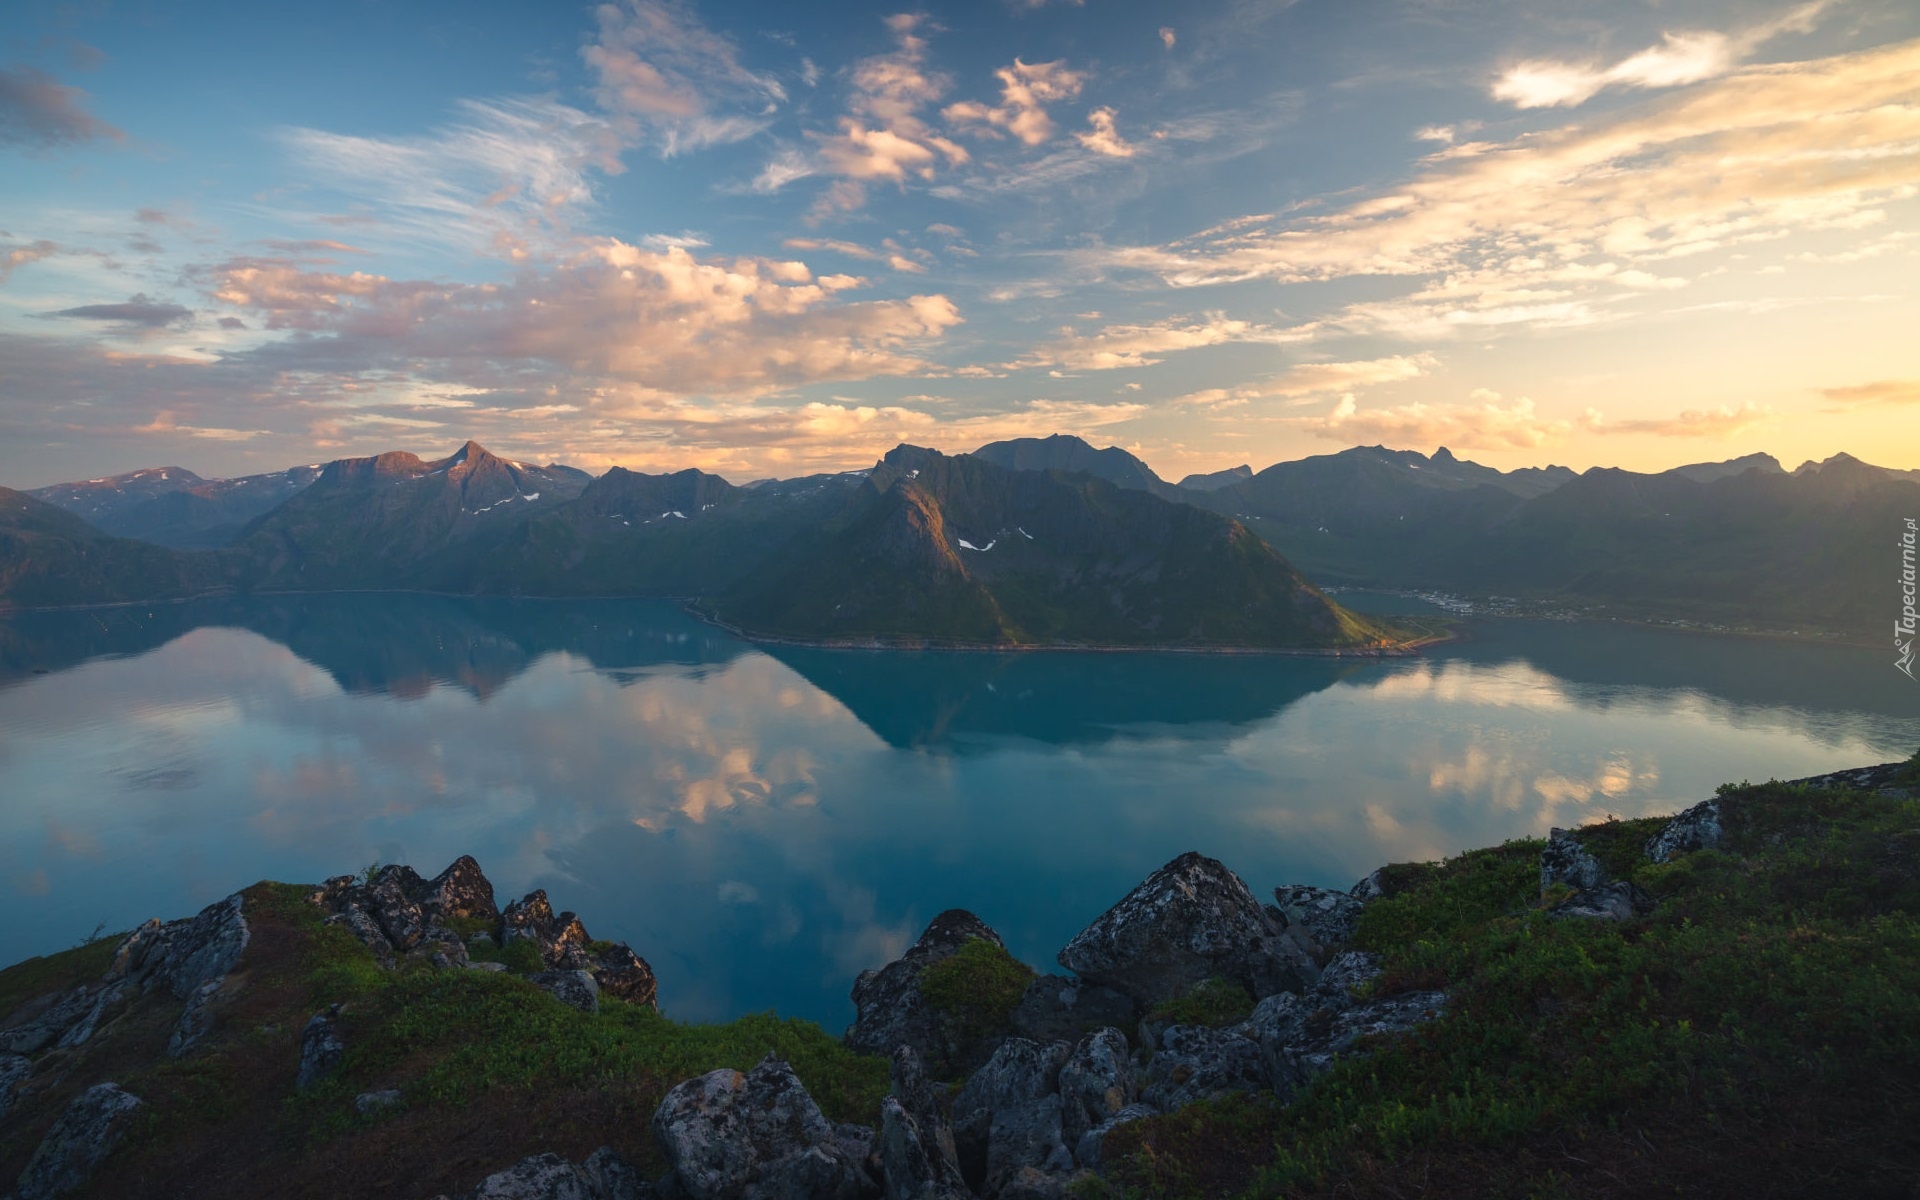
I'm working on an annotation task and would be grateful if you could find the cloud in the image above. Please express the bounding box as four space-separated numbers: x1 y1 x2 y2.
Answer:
809 16 969 194
582 0 787 154
944 59 1085 146
282 98 617 254
1 238 57 283
1088 36 1920 340
1287 391 1572 451
207 238 962 398
50 293 193 328
1159 28 1177 51
0 65 124 148
1580 402 1778 437
1018 314 1305 371
1492 3 1833 109
1816 379 1920 409
1179 354 1436 405
1075 107 1137 158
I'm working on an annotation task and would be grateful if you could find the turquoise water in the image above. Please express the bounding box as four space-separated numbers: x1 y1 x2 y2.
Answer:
1 594 1915 1028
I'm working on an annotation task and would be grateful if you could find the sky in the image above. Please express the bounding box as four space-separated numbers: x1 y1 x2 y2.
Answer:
1 0 1917 488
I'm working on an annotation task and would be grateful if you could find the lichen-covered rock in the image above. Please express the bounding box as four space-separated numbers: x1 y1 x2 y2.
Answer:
1057 853 1316 1008
90 890 250 1057
1139 1022 1267 1111
1549 880 1656 922
846 909 1006 1071
0 1053 31 1120
1271 885 1366 958
950 1038 1074 1197
1 987 97 1056
419 855 501 926
463 1148 651 1200
1247 986 1447 1100
328 903 397 964
529 969 601 1014
1071 1104 1154 1170
1056 1028 1135 1154
363 864 431 951
1314 950 1383 1000
652 1053 872 1200
1540 829 1609 894
296 1006 346 1092
882 1045 965 1199
354 1088 403 1116
589 942 659 1010
15 1082 144 1200
1006 975 1135 1046
1645 799 1723 863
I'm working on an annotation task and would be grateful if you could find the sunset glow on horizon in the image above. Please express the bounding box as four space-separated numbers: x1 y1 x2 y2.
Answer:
2 0 1918 487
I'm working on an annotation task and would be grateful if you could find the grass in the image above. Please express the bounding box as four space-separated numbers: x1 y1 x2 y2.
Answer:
1103 776 1920 1198
0 932 124 1021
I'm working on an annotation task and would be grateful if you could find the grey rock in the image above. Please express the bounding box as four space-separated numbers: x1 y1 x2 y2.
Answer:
846 909 1007 1076
950 1038 1073 1198
878 1098 970 1200
420 854 501 927
1006 976 1135 1046
166 978 221 1058
355 1088 403 1116
652 1052 872 1200
1247 987 1446 1101
1313 951 1383 1002
1271 886 1366 958
994 1166 1063 1200
1139 1023 1266 1111
879 1046 968 1200
1056 1028 1135 1155
15 1082 144 1200
1072 1104 1154 1170
1645 799 1723 863
421 925 471 967
329 903 397 964
469 960 510 973
95 891 250 1056
530 970 601 1015
1549 880 1656 922
591 942 660 1010
1540 828 1609 894
57 983 126 1050
1057 852 1317 1008
364 864 430 951
297 1006 346 1092
1350 869 1390 903
466 1149 650 1200
0 1053 30 1120
2 987 97 1057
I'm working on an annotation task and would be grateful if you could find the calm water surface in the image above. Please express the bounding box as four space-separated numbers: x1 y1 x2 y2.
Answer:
1 594 1915 1029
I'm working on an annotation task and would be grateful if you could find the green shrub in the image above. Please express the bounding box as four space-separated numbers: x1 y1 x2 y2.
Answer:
1149 976 1256 1028
500 937 544 976
918 938 1034 1042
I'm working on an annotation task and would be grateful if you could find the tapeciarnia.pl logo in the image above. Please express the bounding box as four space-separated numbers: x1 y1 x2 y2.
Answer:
1899 517 1917 680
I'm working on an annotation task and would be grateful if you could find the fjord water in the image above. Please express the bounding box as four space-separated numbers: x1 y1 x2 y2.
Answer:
1 595 1914 1029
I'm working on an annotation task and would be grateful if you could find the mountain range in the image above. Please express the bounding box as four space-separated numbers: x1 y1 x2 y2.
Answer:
8 433 1918 643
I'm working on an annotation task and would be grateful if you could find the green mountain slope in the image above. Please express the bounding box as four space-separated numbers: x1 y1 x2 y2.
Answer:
970 433 1187 501
0 488 229 608
713 446 1393 648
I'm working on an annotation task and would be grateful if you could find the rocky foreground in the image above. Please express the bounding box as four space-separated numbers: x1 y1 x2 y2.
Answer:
1 757 1916 1200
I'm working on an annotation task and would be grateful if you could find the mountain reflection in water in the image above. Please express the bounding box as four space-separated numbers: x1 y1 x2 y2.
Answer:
0 594 1913 1028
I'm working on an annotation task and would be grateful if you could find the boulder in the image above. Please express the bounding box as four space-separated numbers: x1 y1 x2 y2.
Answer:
589 942 660 1010
1645 799 1723 863
1247 986 1447 1101
297 1006 346 1092
419 855 501 926
0 1053 30 1120
1313 950 1383 1001
652 1053 872 1200
328 903 397 964
950 1038 1073 1197
463 1148 650 1200
1139 1023 1266 1111
355 1089 402 1116
530 970 601 1015
1540 829 1655 922
95 891 250 1056
1071 1104 1154 1170
1056 1028 1135 1154
1 987 99 1057
845 909 1006 1073
882 1046 966 1198
1006 976 1135 1046
1271 886 1366 959
14 1082 144 1200
363 864 431 951
1057 853 1316 1008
